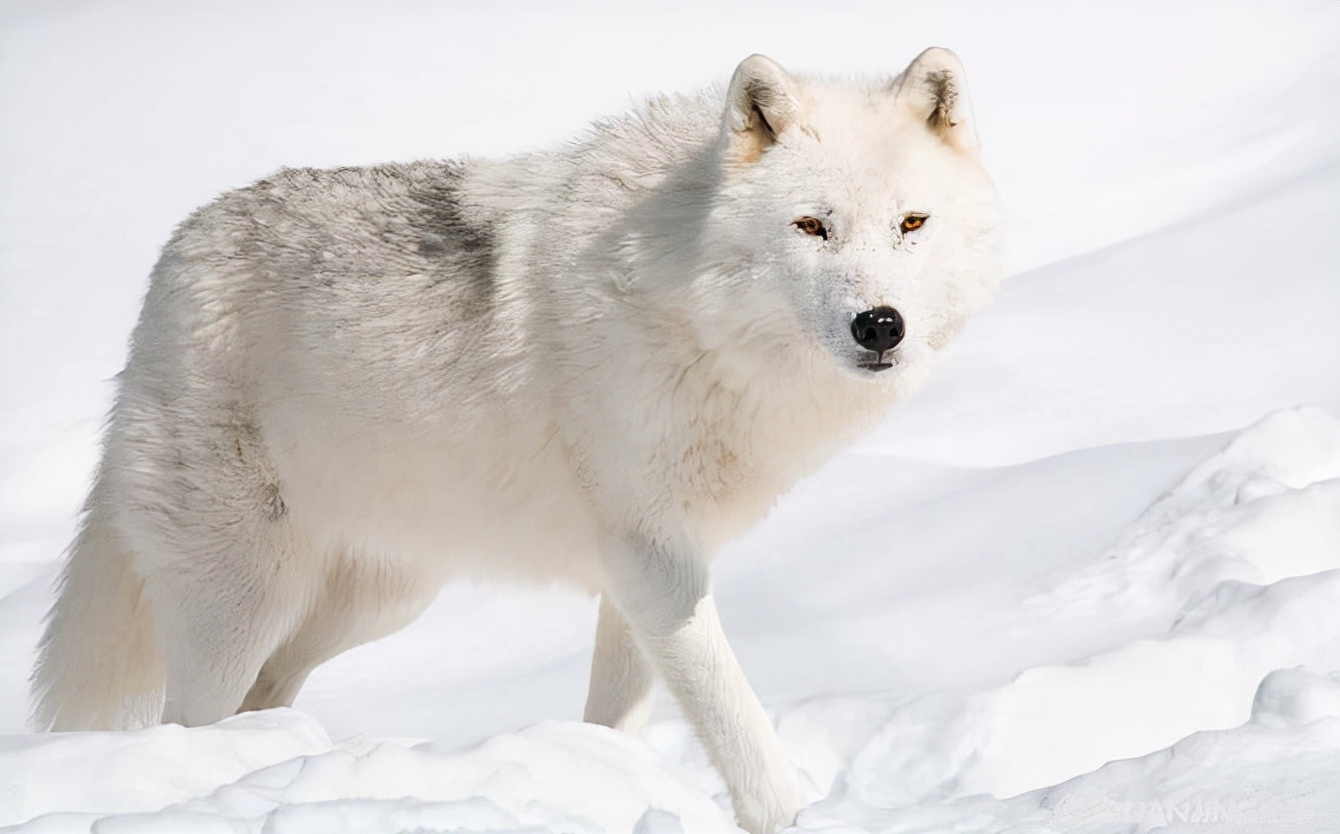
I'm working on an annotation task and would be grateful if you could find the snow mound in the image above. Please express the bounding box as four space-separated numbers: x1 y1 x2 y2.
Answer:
1 713 734 833
0 710 332 829
801 696 1340 834
789 409 1340 830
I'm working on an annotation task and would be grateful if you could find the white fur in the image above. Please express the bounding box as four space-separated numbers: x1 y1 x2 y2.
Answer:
32 48 1001 833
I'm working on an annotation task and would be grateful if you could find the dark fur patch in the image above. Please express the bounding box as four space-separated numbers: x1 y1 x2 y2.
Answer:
409 166 498 307
261 482 287 520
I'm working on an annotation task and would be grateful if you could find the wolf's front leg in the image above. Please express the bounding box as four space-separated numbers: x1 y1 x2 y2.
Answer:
601 540 804 834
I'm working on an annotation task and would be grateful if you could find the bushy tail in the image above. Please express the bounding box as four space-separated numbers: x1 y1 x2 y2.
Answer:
31 485 164 730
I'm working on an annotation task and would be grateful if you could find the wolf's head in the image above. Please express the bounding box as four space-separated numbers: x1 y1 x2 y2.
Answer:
704 49 1001 381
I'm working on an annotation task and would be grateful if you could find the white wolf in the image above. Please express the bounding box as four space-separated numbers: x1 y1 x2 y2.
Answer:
33 49 1000 832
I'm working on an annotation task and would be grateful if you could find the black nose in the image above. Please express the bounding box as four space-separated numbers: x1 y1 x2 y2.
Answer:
850 306 905 353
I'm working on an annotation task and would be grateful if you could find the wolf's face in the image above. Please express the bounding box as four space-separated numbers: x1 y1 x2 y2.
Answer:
711 51 1001 380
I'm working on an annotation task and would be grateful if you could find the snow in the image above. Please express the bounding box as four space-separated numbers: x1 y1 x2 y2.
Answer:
2 1 1338 832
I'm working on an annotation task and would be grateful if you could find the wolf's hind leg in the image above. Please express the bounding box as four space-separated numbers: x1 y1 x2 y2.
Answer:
239 556 439 713
238 645 316 713
583 595 655 732
152 536 304 727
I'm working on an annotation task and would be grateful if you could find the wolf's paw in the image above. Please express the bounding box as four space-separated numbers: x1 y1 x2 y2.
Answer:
732 780 803 834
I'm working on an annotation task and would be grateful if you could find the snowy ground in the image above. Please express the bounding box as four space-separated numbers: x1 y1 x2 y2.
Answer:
2 2 1339 832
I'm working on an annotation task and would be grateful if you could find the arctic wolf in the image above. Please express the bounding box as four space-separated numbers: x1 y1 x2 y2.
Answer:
34 49 1000 832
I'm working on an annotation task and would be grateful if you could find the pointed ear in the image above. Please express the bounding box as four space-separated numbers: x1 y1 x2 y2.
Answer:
723 54 805 162
890 47 980 156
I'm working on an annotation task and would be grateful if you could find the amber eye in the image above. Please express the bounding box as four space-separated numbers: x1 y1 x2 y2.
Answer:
792 216 828 241
900 214 928 233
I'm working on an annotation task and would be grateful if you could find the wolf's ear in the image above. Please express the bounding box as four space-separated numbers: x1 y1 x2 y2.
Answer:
724 54 805 162
890 47 979 156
